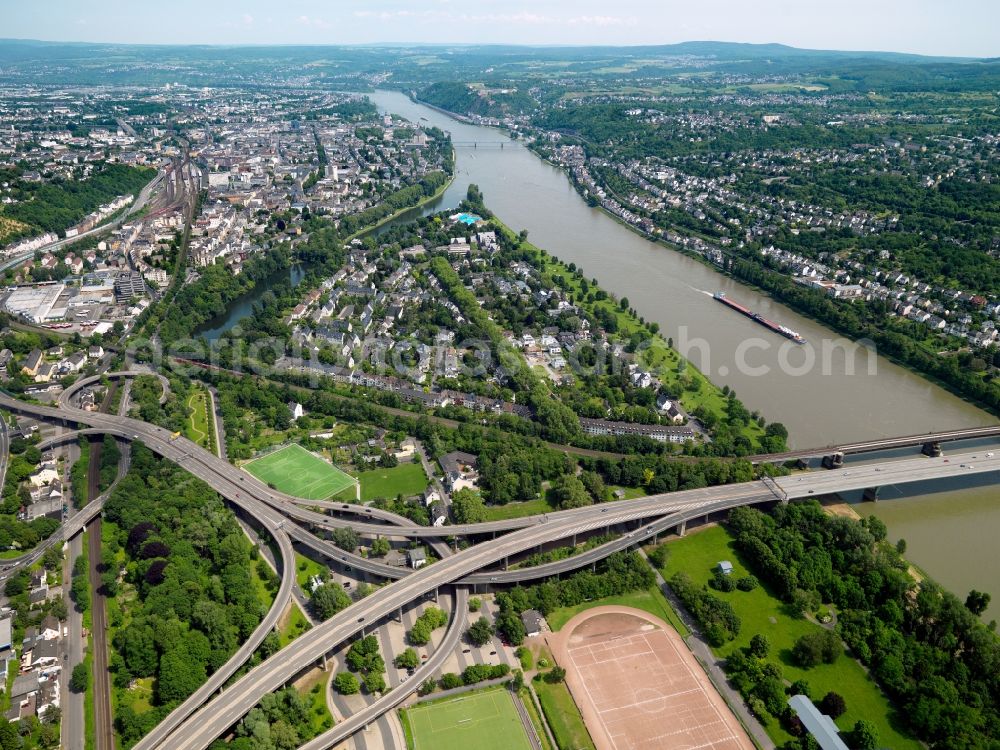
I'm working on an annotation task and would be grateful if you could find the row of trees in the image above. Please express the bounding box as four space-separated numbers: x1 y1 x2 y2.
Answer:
493 551 655 645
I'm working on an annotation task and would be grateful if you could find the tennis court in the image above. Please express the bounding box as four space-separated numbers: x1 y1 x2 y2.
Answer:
243 444 356 500
404 688 533 750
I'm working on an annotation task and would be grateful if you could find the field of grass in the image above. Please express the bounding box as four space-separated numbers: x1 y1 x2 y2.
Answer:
545 584 690 638
402 687 533 750
184 386 215 452
533 678 595 750
482 497 553 521
245 444 356 500
355 462 428 501
658 525 920 748
295 551 327 591
278 601 312 648
297 670 334 736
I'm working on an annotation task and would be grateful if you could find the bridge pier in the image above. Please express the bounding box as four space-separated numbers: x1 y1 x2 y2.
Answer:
677 520 687 537
822 452 845 470
863 486 881 502
921 441 942 457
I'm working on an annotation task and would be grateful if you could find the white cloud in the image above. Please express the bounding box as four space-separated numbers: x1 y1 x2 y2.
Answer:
242 13 254 26
297 15 333 30
568 15 636 27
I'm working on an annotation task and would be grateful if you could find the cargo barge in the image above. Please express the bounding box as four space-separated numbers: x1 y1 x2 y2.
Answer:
713 292 806 344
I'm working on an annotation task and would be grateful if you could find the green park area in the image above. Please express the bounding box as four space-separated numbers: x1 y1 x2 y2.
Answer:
657 525 920 748
244 444 357 500
184 386 215 452
355 462 428 501
532 678 595 750
401 687 534 750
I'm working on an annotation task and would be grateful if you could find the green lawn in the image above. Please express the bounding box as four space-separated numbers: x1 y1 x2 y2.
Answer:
184 387 214 451
297 671 334 736
518 687 554 750
402 687 533 750
295 551 327 592
533 679 595 750
546 584 689 638
483 497 554 521
278 602 312 648
245 444 356 500
355 462 428 501
658 526 920 748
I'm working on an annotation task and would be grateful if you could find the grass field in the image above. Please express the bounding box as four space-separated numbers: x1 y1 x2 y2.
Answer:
184 387 215 452
245 444 356 500
658 525 920 748
402 687 533 750
533 678 596 750
546 584 690 638
355 462 428 501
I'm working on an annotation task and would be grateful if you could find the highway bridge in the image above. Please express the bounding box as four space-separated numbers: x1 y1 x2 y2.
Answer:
2 382 998 750
750 424 1000 464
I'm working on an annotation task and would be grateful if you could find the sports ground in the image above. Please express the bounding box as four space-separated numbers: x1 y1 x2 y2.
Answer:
403 687 533 750
243 444 356 500
549 607 754 750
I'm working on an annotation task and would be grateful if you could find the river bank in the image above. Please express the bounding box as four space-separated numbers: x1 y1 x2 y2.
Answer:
366 89 1000 618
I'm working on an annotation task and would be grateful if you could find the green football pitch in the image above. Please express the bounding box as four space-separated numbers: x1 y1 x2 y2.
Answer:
403 688 533 750
244 444 356 500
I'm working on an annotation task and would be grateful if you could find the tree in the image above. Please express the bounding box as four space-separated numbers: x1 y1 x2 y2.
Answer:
311 582 351 620
748 634 770 659
549 474 591 510
468 597 482 612
791 631 840 668
820 691 847 719
363 671 386 694
850 719 879 750
334 672 359 695
346 635 383 673
544 666 566 683
647 543 669 569
394 648 420 670
440 672 463 690
330 527 360 553
451 488 487 524
370 537 391 557
466 616 494 647
70 662 90 693
418 678 436 696
620 297 630 311
965 589 991 616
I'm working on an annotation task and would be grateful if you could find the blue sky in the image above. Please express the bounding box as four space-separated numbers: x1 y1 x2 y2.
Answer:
4 0 998 57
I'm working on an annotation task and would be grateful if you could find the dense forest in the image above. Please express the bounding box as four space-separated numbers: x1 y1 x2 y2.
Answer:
101 444 271 747
0 162 154 242
728 502 1000 749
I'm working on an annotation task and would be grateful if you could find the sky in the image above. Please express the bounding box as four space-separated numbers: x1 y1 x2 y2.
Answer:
3 0 998 58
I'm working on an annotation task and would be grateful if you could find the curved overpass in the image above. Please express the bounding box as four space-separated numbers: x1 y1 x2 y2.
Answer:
142 496 764 750
4 391 996 750
59 371 170 409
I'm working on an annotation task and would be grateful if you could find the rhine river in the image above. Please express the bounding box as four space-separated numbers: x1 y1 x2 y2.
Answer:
368 90 1000 618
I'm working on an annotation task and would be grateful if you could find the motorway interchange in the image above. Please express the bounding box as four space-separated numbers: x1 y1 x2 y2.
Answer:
1 380 997 750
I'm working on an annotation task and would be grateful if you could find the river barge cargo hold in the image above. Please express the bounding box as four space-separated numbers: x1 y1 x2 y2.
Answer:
713 292 806 344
